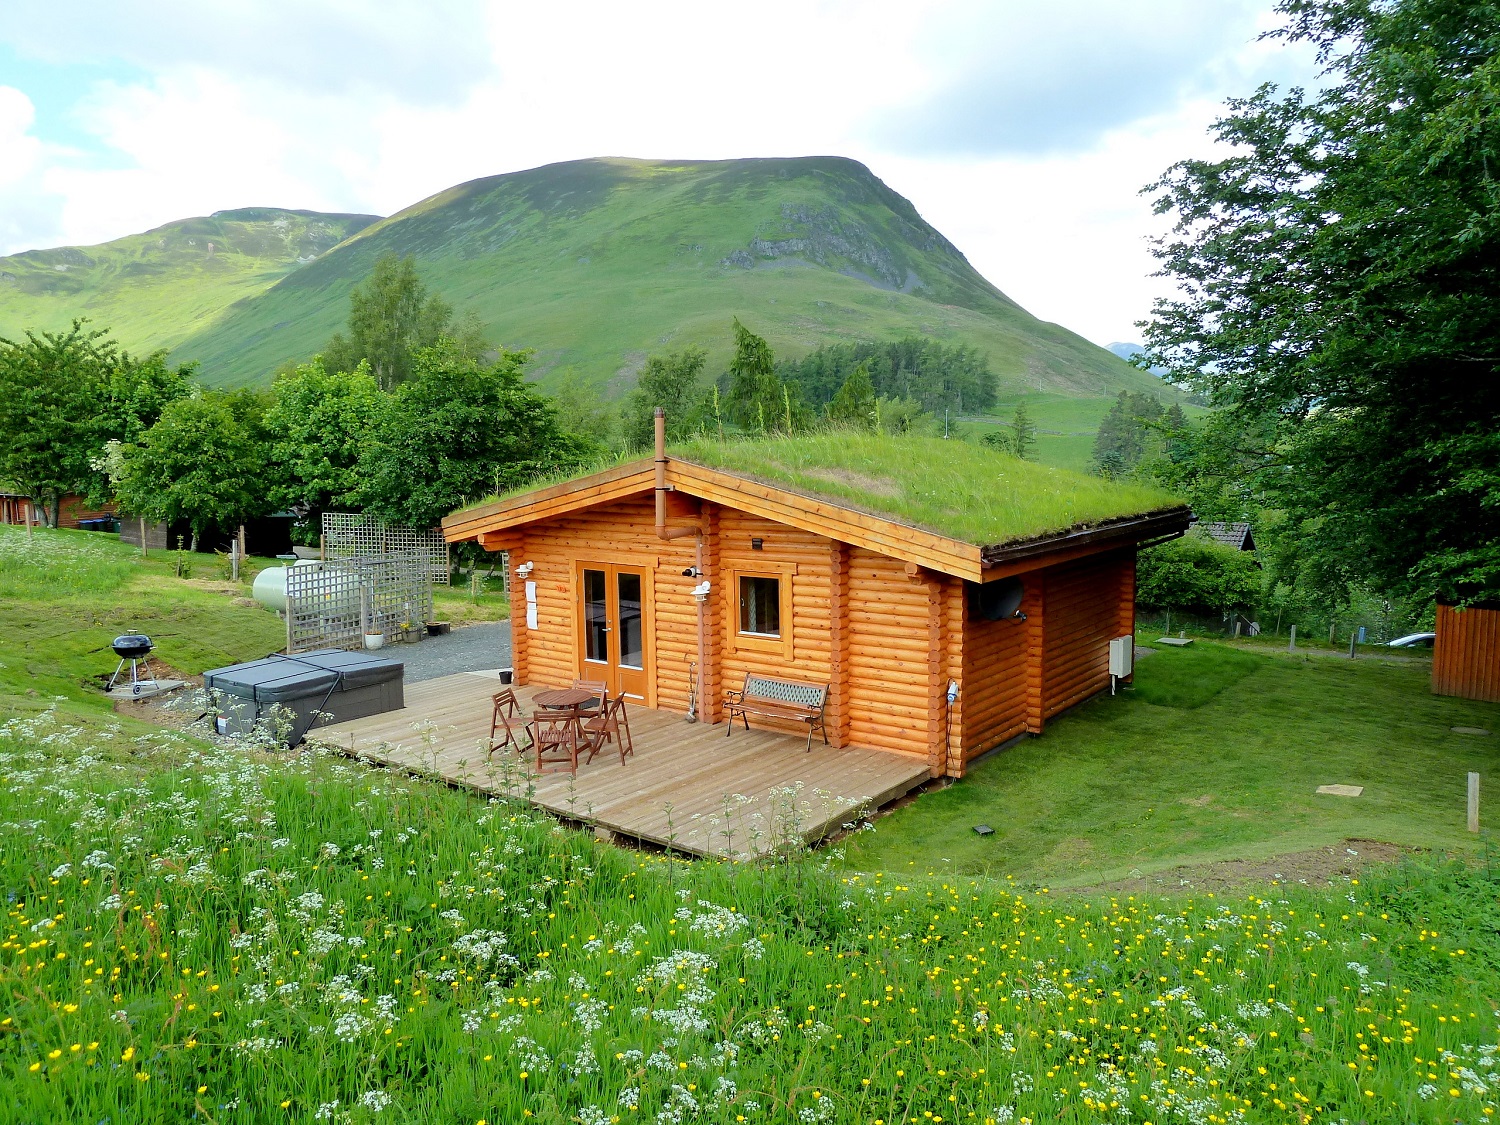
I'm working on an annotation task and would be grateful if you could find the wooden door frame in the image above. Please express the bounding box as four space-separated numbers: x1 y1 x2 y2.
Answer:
572 559 657 708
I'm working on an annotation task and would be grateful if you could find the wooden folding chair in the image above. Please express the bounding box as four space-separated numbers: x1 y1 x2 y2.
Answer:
571 678 608 716
488 688 528 758
583 693 634 766
530 707 587 774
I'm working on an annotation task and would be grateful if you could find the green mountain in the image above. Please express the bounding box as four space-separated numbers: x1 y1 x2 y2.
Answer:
0 209 379 356
2 157 1162 401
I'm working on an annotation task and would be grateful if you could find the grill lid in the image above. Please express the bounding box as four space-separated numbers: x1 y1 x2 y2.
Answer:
112 634 153 658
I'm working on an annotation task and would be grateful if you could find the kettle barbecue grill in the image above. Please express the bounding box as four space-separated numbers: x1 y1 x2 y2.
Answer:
107 634 159 695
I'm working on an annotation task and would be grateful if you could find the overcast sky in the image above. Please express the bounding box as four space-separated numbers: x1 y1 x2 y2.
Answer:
0 0 1320 348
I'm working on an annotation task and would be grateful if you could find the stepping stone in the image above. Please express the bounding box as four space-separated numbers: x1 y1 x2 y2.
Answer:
1452 726 1492 736
1316 784 1364 797
1156 637 1194 647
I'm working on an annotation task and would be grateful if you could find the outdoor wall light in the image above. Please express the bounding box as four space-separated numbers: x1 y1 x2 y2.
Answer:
692 580 711 603
750 537 763 550
515 561 535 579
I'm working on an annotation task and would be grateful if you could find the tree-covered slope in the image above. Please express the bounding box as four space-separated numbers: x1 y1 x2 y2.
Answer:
0 208 379 356
180 157 1160 396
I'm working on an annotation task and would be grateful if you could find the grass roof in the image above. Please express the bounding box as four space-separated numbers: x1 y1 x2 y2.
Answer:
670 432 1182 547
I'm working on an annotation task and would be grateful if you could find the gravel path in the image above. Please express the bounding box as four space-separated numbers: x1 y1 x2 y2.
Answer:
389 621 512 683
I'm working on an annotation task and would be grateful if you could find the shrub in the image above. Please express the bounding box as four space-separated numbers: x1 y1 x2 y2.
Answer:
1137 534 1260 611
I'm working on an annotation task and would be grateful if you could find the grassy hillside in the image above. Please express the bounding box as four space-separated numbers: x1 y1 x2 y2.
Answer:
168 157 1166 398
0 208 378 356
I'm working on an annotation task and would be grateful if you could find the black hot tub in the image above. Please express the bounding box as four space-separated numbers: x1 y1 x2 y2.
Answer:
202 649 404 746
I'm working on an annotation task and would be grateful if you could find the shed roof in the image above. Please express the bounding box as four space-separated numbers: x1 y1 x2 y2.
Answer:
444 433 1191 581
1195 521 1256 551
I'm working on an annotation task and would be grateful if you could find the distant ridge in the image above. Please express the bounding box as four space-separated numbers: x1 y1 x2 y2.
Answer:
2 157 1163 400
0 209 379 354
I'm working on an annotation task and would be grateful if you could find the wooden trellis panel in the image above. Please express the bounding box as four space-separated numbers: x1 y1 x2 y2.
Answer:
322 512 450 585
284 551 435 653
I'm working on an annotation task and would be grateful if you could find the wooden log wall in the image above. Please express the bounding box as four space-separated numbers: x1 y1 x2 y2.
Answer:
516 494 697 706
1040 549 1133 720
960 586 1031 762
717 508 833 730
1434 604 1500 703
844 549 936 763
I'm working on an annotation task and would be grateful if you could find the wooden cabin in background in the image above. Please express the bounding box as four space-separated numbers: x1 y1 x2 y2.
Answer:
443 423 1191 779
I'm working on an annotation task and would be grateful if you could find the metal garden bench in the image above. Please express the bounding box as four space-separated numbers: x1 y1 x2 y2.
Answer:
723 674 829 751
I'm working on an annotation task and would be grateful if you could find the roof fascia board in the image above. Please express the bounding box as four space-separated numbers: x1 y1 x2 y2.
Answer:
442 461 655 542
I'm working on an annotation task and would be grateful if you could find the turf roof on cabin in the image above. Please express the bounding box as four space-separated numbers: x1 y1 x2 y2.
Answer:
671 434 1182 546
461 433 1183 548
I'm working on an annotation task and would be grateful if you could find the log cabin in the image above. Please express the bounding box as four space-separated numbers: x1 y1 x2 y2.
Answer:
442 416 1192 778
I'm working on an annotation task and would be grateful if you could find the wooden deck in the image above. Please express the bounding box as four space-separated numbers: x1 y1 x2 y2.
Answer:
309 673 931 859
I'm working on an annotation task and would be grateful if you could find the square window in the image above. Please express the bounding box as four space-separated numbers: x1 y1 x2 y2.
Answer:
739 575 781 637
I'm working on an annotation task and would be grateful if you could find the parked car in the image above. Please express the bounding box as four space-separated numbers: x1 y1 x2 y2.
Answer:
1385 632 1436 648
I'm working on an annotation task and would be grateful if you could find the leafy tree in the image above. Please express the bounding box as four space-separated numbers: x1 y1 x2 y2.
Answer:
354 339 594 528
622 347 707 449
551 375 617 450
115 390 274 546
1136 535 1262 613
1140 0 1500 603
263 359 385 538
826 362 877 429
0 319 191 525
324 254 459 390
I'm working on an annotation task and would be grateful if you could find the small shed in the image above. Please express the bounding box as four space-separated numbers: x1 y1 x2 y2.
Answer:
442 427 1191 778
1433 602 1500 703
1195 521 1255 551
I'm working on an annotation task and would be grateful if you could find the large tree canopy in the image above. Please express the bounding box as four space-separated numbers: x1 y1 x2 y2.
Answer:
115 390 274 542
354 339 594 528
263 358 384 523
324 254 484 390
1141 0 1500 603
0 319 191 524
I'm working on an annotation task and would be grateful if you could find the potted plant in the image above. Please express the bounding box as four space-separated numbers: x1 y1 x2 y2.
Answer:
363 629 384 650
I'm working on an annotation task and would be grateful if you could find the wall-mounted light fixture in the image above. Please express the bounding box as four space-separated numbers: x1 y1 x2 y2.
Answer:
515 561 535 579
750 537 764 551
692 580 711 603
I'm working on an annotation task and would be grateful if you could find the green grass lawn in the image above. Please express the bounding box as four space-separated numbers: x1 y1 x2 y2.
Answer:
844 640 1500 884
0 526 508 720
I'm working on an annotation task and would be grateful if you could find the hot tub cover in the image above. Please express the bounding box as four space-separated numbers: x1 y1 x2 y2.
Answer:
203 649 403 703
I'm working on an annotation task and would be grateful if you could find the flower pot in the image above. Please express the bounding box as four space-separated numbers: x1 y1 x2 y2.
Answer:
363 632 384 650
426 621 451 636
499 668 514 685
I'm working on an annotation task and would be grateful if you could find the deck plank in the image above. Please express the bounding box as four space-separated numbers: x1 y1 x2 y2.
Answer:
309 673 929 859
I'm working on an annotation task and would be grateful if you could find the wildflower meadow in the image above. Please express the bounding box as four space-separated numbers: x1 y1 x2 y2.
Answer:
3 703 1500 1125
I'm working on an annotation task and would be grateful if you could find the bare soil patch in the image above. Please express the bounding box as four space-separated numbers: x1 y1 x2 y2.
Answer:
1076 838 1414 895
799 466 902 498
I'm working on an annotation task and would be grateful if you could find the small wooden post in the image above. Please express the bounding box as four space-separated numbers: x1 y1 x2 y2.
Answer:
1233 619 1242 639
23 500 32 539
1288 624 1296 652
230 539 240 582
1469 772 1480 834
237 524 247 568
1329 622 1337 646
139 517 148 559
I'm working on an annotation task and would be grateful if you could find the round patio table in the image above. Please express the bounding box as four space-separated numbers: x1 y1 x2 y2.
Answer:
533 687 596 709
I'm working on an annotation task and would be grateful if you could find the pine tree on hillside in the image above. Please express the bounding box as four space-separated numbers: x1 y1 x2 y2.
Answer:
725 319 797 433
1008 401 1036 460
826 362 877 429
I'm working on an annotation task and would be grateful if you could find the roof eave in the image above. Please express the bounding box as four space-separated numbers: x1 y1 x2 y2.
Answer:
978 506 1194 569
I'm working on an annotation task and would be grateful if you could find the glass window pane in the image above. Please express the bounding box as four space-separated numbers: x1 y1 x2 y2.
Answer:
617 571 643 669
583 569 608 662
739 576 780 636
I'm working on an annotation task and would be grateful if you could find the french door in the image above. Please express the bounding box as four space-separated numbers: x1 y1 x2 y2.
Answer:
578 563 648 700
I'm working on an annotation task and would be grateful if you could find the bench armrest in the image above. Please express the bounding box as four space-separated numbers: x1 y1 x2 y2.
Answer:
724 689 745 703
